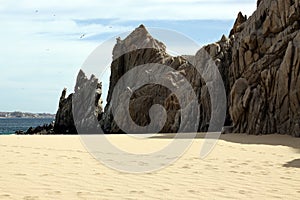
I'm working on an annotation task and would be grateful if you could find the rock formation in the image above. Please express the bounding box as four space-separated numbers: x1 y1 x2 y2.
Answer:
54 70 103 134
227 0 300 136
53 88 76 134
229 12 247 37
20 70 103 135
100 24 210 133
15 122 55 135
29 0 300 136
72 70 103 134
100 0 300 136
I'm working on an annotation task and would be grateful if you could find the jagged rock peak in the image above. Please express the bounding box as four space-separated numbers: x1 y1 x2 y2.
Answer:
257 0 262 7
112 24 166 60
229 12 247 37
74 69 100 93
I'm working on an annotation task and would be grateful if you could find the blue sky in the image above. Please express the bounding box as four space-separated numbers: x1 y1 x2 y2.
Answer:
0 0 256 113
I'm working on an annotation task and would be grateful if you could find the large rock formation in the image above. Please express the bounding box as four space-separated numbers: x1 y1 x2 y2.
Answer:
53 70 103 134
100 25 211 133
51 0 300 137
53 88 76 134
72 70 103 134
227 0 300 136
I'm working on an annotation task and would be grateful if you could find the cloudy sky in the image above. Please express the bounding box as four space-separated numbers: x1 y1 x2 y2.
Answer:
0 0 256 113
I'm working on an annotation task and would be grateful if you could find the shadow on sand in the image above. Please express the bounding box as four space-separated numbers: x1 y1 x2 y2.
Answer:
151 133 300 169
283 159 300 168
151 133 300 149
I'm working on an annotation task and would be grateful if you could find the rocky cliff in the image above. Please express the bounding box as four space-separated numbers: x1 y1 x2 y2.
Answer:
99 25 211 134
53 70 103 134
227 0 300 136
52 0 300 136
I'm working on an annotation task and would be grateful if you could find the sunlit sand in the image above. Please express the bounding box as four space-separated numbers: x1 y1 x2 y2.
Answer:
0 134 299 199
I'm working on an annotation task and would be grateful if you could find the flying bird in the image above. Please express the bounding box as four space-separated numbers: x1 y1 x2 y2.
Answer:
80 34 86 39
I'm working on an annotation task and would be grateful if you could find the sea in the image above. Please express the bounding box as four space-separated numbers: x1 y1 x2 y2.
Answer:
0 118 55 135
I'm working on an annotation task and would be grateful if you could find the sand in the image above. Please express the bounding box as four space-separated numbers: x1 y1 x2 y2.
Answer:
0 133 299 200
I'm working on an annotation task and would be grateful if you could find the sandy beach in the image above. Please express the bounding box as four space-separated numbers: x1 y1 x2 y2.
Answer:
0 134 299 200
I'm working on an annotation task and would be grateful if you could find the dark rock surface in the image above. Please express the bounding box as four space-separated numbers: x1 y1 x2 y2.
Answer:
100 25 210 133
53 88 77 134
54 70 103 134
16 122 55 135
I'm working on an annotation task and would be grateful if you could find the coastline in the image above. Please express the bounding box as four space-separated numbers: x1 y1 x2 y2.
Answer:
0 118 55 135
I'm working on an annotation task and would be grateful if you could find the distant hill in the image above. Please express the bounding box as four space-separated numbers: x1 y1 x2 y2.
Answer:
0 111 55 119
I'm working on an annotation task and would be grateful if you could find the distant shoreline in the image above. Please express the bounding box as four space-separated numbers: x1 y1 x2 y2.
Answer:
0 111 55 119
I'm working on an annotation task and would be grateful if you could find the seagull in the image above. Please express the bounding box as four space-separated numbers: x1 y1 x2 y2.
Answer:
80 34 86 39
126 87 133 94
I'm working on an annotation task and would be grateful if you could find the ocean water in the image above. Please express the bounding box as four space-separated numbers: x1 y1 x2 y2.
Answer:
0 118 55 135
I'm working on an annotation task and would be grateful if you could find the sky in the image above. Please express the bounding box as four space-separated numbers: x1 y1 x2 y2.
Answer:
0 0 257 113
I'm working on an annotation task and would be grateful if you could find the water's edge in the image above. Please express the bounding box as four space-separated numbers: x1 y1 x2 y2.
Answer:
0 118 55 135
